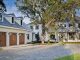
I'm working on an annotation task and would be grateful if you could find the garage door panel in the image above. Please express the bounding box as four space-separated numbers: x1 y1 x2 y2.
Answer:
10 33 17 46
19 33 25 44
0 32 6 47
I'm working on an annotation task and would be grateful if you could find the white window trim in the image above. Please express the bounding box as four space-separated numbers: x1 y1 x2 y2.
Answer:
12 17 15 24
0 14 3 22
2 16 3 22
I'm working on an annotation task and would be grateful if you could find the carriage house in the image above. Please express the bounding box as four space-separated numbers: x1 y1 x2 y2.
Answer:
0 13 27 47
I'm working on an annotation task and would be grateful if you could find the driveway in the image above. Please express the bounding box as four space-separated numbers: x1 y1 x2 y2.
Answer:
0 44 80 60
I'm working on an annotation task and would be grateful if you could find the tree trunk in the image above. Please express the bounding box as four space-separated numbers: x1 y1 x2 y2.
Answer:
41 22 46 44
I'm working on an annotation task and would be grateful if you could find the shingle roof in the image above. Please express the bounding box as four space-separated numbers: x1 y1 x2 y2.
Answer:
0 17 25 29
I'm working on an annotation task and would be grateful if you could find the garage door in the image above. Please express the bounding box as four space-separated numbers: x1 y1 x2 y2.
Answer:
19 33 25 44
10 33 17 46
0 32 6 47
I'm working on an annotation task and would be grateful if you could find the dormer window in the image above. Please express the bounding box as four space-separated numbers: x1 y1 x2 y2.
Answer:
21 20 22 25
30 26 33 30
12 17 14 23
78 23 80 28
0 13 2 21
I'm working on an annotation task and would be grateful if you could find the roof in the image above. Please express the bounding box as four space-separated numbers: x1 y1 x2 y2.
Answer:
0 17 25 29
22 22 32 31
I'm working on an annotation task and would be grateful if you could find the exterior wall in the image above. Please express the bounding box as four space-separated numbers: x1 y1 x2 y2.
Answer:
26 24 42 42
32 24 42 41
63 32 80 42
15 19 21 25
4 16 12 23
26 31 32 43
0 26 27 47
3 14 22 25
15 17 23 25
26 21 80 43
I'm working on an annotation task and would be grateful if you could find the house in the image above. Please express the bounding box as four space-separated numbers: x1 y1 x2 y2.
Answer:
58 17 80 42
45 17 80 42
23 23 42 43
0 13 27 47
23 16 80 43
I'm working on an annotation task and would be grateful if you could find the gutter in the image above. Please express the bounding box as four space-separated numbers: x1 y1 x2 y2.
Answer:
0 25 26 31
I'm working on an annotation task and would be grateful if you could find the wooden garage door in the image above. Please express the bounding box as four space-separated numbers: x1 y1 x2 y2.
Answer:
19 33 25 44
0 32 6 47
10 33 17 46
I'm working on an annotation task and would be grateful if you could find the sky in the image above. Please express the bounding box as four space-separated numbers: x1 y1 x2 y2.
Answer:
4 0 30 24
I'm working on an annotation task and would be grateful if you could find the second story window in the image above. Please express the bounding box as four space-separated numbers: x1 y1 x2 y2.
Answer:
12 17 14 23
30 26 33 30
36 25 39 29
69 24 73 27
78 23 80 28
21 20 22 25
0 13 2 21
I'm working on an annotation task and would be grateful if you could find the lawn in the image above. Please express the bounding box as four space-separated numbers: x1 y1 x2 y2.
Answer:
0 47 3 51
55 54 80 60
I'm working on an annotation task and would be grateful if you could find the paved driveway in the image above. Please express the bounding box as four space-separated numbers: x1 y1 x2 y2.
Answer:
0 44 80 60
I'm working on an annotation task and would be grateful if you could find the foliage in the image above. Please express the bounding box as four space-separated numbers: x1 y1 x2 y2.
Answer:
16 0 80 34
0 0 6 11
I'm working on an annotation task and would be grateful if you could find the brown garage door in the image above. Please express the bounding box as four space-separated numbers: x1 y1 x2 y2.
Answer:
0 32 6 47
19 33 25 44
10 33 17 46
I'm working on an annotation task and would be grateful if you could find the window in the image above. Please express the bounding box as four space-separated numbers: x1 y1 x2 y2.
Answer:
30 26 33 30
36 25 39 29
78 23 80 28
64 24 66 27
69 33 75 40
0 13 2 21
21 20 22 25
27 34 29 40
50 34 55 40
12 17 14 23
69 24 73 27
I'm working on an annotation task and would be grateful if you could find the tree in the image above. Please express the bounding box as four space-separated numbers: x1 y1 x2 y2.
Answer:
0 0 6 11
16 0 80 42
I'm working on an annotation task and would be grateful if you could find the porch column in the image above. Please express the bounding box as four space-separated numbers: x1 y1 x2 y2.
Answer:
25 34 27 44
17 33 19 45
65 33 68 42
45 31 49 41
6 32 9 47
75 33 78 42
67 33 69 42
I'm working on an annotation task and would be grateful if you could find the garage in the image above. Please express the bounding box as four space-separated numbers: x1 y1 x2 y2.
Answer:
19 33 25 44
9 33 17 46
0 32 6 47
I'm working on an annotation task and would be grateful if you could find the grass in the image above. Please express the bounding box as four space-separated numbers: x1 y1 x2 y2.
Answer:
0 47 3 51
55 54 80 60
